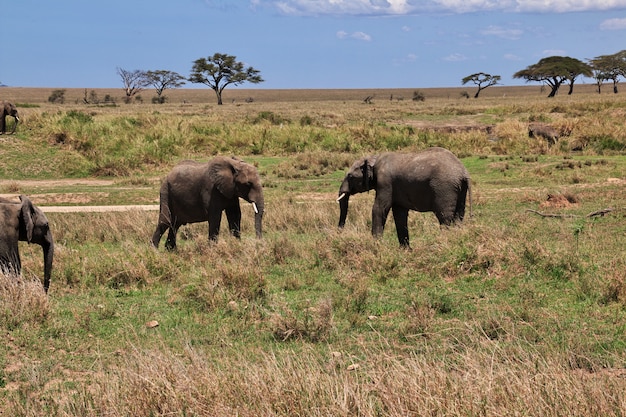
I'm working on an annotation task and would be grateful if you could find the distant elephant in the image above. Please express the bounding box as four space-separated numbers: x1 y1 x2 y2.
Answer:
337 147 471 247
1 101 20 134
529 123 558 146
152 156 264 250
0 195 54 292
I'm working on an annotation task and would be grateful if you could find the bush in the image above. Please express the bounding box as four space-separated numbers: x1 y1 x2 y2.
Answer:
413 90 426 101
48 89 66 104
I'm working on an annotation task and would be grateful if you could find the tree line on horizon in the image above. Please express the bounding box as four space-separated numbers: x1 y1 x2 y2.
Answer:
463 50 626 98
115 53 263 106
29 49 626 105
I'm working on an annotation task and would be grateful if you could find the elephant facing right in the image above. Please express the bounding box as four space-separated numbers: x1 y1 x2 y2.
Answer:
1 101 20 134
152 156 264 250
337 147 472 247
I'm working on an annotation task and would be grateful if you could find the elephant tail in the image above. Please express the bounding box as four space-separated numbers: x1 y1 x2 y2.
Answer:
466 177 473 219
457 176 472 221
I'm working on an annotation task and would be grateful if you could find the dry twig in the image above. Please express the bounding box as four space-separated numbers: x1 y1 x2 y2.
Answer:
526 208 615 219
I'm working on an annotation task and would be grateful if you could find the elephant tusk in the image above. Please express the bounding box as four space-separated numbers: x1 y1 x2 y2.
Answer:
336 193 346 202
252 202 259 214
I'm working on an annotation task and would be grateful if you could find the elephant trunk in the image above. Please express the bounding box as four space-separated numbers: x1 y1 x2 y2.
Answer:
253 196 264 239
41 231 54 293
337 193 350 229
11 115 19 134
337 178 352 229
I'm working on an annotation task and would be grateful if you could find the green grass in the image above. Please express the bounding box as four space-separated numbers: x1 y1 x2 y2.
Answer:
1 88 625 415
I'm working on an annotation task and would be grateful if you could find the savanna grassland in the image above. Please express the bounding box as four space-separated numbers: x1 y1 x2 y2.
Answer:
1 85 625 416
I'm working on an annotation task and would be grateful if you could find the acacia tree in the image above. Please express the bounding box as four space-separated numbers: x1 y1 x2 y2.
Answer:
589 50 626 94
513 56 592 97
145 70 186 103
117 67 149 103
461 72 501 98
188 53 263 105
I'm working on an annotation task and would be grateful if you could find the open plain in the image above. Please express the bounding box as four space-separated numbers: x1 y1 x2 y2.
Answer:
1 85 625 415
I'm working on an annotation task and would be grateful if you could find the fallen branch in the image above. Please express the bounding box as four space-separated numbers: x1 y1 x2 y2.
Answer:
526 209 575 218
586 208 613 218
526 208 615 219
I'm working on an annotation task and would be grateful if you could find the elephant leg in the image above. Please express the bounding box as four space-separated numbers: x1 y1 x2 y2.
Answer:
434 194 458 227
152 222 169 248
208 210 223 242
392 206 410 247
371 198 391 238
225 204 242 239
454 181 469 222
0 251 21 276
165 225 179 251
435 210 454 227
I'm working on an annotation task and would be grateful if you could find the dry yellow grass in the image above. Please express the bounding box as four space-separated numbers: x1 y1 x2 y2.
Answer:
1 85 625 416
0 83 606 105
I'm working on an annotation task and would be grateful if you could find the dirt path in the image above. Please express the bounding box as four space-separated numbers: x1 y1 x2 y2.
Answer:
0 179 116 187
40 205 159 213
1 179 160 212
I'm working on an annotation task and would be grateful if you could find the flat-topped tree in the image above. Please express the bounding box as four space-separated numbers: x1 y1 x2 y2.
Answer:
513 56 592 97
589 50 626 94
145 70 186 104
461 73 501 98
189 53 264 105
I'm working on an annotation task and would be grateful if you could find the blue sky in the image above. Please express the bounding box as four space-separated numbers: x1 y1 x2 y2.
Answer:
2 0 626 89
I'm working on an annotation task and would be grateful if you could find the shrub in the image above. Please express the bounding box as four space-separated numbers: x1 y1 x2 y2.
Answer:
252 111 289 125
48 89 66 104
412 90 426 101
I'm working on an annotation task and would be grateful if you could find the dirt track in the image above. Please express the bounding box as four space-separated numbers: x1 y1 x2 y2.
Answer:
40 205 159 213
1 179 160 212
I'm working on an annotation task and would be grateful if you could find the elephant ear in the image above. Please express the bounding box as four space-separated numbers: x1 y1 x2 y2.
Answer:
19 195 35 242
361 155 377 190
213 160 237 199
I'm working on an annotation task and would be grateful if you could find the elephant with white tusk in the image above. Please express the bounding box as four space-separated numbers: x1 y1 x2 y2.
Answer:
152 156 264 250
1 101 20 134
337 147 471 247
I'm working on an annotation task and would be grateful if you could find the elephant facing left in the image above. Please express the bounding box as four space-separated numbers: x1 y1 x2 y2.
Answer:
0 195 54 293
1 101 20 134
152 156 264 250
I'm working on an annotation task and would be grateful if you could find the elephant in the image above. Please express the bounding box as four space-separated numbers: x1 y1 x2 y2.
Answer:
0 195 54 293
152 156 264 250
337 147 471 247
1 101 20 134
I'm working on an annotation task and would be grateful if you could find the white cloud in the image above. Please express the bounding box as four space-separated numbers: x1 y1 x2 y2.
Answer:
274 0 411 15
443 53 468 61
270 0 626 15
337 30 372 41
480 25 523 40
353 31 373 41
542 49 567 56
504 53 522 61
600 17 626 30
393 53 418 66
